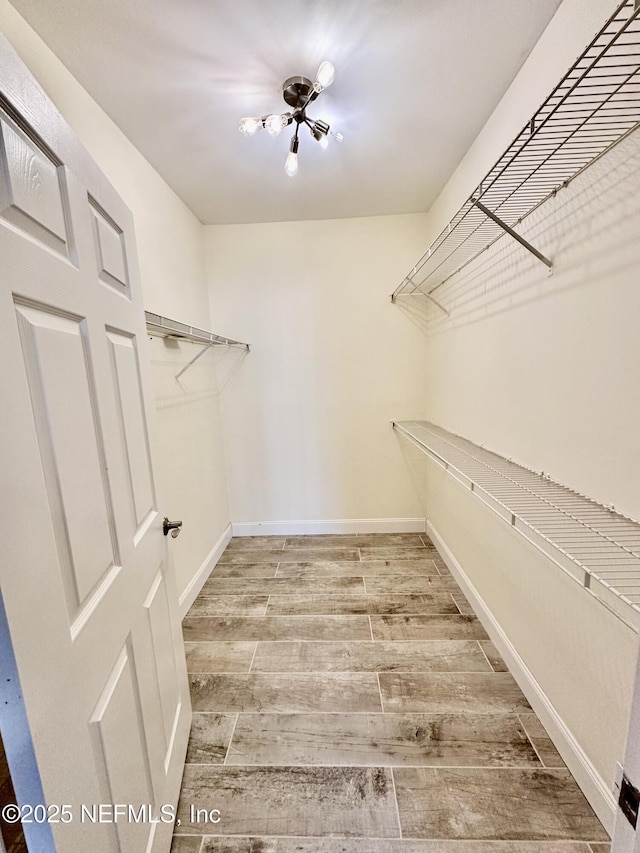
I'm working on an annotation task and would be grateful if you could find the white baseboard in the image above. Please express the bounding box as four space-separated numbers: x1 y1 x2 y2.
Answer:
231 517 426 536
178 522 233 619
427 519 616 836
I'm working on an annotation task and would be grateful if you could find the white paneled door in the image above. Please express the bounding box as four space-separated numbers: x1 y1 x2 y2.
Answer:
0 36 190 852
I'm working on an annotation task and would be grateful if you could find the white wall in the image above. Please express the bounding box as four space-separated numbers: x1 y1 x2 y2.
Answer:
408 0 640 520
417 126 640 520
148 337 231 610
0 1 231 600
204 214 430 530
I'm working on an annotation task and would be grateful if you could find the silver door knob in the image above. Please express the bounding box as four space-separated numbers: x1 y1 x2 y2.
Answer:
163 517 183 538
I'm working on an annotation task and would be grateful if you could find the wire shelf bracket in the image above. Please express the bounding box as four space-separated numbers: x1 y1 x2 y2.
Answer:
144 311 250 379
391 0 640 307
174 341 216 379
470 198 553 271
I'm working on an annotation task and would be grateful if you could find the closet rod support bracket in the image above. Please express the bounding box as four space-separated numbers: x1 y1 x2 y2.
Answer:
471 198 552 270
175 341 215 379
390 286 450 316
423 291 451 316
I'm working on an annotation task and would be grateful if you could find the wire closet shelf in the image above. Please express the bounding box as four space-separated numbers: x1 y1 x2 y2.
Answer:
391 0 640 311
394 421 640 631
145 311 249 379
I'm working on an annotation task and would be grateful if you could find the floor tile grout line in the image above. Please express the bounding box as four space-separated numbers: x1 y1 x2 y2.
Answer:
185 762 564 770
216 561 439 570
239 590 457 596
186 613 469 620
178 840 608 850
222 712 240 766
196 593 274 598
376 672 387 714
450 592 463 615
516 712 547 768
191 669 499 675
368 615 375 641
188 613 469 621
190 710 532 716
184 637 490 647
193 600 401 608
248 612 465 618
203 576 460 584
201 581 457 591
477 640 496 672
185 639 491 647
248 641 259 673
390 766 403 839
187 712 530 718
175 833 606 844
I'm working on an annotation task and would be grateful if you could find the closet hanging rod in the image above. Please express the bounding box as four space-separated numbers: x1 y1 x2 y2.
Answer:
145 311 250 350
391 0 640 307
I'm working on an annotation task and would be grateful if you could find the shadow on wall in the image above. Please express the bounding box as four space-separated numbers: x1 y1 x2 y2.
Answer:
214 345 250 395
395 428 433 518
149 336 249 406
393 130 640 337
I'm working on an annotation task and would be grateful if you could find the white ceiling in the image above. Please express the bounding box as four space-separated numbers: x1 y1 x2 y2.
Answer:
10 0 564 225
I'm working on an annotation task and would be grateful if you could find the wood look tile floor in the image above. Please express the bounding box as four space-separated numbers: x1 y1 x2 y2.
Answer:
172 534 610 852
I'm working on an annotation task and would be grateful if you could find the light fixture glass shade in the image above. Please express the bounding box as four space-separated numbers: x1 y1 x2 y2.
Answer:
265 113 287 137
238 116 263 137
284 150 299 177
313 60 336 93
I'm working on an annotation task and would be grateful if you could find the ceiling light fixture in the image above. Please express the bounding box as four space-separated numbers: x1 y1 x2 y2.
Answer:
239 60 343 177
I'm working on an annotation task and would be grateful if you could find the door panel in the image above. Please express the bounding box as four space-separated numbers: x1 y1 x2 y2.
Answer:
91 641 155 851
144 572 182 764
107 329 156 532
14 302 118 613
0 116 71 256
0 35 191 853
90 196 130 295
